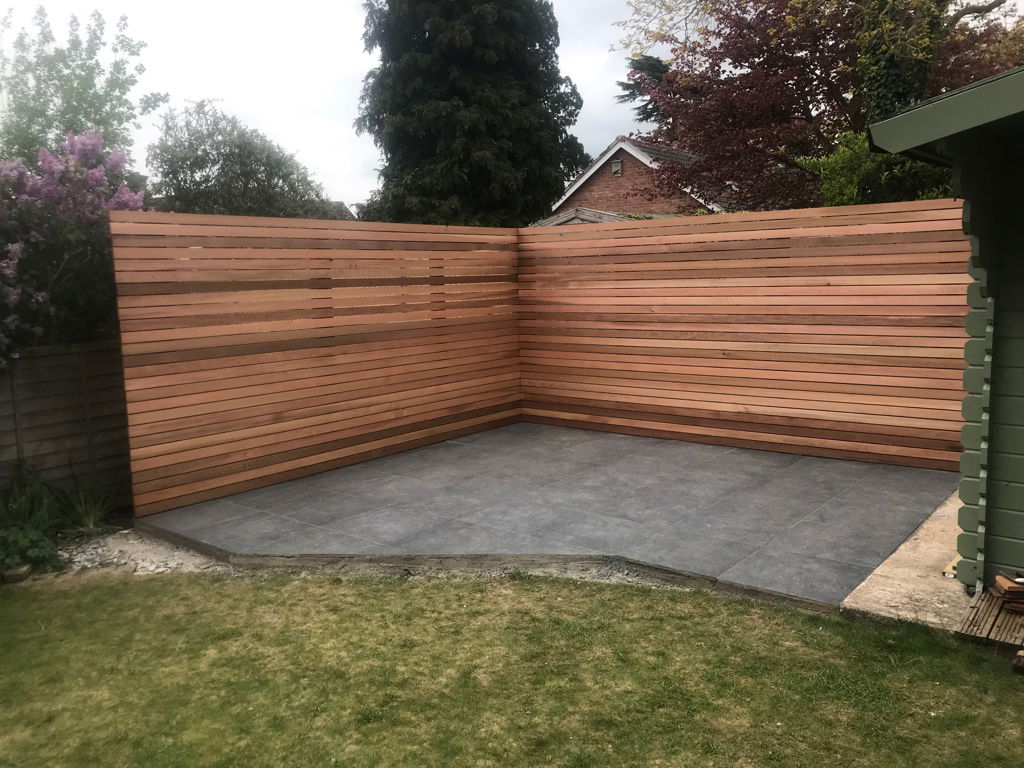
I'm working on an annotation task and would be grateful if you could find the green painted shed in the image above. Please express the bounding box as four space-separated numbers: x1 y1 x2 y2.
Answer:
869 66 1024 589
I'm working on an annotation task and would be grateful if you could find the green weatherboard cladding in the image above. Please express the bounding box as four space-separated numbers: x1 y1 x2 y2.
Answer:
869 66 1024 587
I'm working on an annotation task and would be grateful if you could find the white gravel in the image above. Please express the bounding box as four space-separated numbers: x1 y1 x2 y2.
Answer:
60 529 227 575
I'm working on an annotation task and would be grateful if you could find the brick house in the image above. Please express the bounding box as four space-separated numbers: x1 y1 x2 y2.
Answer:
545 136 714 222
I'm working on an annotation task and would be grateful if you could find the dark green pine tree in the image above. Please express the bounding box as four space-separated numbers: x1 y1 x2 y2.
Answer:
356 0 590 226
616 55 669 123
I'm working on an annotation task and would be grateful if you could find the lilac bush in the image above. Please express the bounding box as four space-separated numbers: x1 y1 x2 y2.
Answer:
0 132 143 365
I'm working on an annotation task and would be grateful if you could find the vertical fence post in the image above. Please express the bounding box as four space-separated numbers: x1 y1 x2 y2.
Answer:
78 347 98 485
8 353 24 468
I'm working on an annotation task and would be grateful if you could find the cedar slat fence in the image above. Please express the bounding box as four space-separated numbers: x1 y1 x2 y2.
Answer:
0 342 131 501
519 199 969 468
110 199 969 517
110 213 520 515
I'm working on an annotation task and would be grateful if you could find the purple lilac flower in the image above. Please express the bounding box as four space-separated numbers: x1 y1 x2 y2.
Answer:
64 132 104 167
106 149 127 173
105 184 145 211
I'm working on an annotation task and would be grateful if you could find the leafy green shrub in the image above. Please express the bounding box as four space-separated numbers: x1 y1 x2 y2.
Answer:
0 526 59 571
0 472 63 572
59 489 114 535
1 472 61 536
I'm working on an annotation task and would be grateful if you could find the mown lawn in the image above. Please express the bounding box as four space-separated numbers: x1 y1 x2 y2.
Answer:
1 571 1021 768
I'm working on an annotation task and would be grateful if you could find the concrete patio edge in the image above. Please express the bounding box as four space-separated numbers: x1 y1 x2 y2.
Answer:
135 517 843 614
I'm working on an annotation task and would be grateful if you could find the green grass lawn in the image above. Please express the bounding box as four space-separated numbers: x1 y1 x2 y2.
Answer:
1 571 1021 768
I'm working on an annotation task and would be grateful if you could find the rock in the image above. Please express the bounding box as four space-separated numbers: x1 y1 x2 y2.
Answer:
3 564 32 583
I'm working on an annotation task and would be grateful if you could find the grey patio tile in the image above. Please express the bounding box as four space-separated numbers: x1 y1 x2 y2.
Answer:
733 455 879 505
837 463 956 507
273 489 386 527
670 498 813 547
139 424 959 607
451 423 596 450
621 529 761 578
538 469 687 524
703 449 803 480
328 507 447 544
198 509 317 553
762 496 932 569
796 491 937 534
394 520 595 555
142 497 259 537
719 549 873 606
632 438 736 464
250 526 384 556
480 425 617 459
535 510 666 555
456 499 573 535
297 461 395 491
595 443 735 485
227 479 325 512
364 441 487 480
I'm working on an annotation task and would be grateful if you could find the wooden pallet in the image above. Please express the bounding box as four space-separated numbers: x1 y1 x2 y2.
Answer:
958 590 1024 648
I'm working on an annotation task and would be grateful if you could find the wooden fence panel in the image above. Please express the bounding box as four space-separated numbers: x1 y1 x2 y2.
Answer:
0 342 131 502
111 212 520 515
518 199 969 470
112 200 969 517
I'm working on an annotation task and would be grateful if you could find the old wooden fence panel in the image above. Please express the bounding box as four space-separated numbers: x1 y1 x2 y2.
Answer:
0 342 131 501
112 200 969 516
110 212 520 515
519 199 969 469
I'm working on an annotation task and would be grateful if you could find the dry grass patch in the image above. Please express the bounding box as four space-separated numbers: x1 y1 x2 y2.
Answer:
1 571 1021 768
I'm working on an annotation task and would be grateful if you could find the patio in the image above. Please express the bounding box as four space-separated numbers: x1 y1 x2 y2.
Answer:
139 423 957 606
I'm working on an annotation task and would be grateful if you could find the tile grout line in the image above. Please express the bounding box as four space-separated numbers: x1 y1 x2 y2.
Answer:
617 449 798 556
719 463 886 579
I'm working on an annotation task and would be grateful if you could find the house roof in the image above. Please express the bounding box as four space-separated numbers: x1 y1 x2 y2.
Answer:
330 201 357 221
531 207 635 227
868 65 1024 165
552 136 696 212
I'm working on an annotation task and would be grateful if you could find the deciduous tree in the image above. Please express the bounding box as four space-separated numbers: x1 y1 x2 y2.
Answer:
147 101 334 219
634 0 1022 210
0 8 166 166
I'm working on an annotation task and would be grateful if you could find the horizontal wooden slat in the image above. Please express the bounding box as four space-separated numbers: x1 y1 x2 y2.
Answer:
112 212 521 516
519 199 968 472
112 200 968 517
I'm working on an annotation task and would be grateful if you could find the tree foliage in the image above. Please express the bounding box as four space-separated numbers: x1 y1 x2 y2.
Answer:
614 0 716 53
147 101 335 219
0 8 166 166
797 131 951 206
0 133 143 363
357 0 589 227
616 55 669 123
633 0 1023 210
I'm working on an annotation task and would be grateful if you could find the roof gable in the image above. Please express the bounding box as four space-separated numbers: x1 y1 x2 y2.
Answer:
552 138 658 210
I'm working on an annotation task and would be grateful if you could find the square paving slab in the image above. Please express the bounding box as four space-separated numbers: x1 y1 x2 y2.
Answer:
138 423 958 606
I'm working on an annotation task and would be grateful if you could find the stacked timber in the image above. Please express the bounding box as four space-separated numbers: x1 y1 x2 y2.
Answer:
991 572 1024 613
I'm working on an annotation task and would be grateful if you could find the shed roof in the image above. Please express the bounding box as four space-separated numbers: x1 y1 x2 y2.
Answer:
868 65 1024 164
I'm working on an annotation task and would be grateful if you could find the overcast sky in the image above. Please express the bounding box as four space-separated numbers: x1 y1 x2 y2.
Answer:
5 0 644 208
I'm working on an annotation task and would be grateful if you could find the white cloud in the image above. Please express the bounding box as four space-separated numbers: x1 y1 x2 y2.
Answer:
4 1 644 208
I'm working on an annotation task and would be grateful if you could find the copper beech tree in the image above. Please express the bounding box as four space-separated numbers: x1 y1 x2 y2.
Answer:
625 0 1024 210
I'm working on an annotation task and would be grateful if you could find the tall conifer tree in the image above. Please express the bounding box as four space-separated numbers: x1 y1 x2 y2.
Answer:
357 0 589 226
